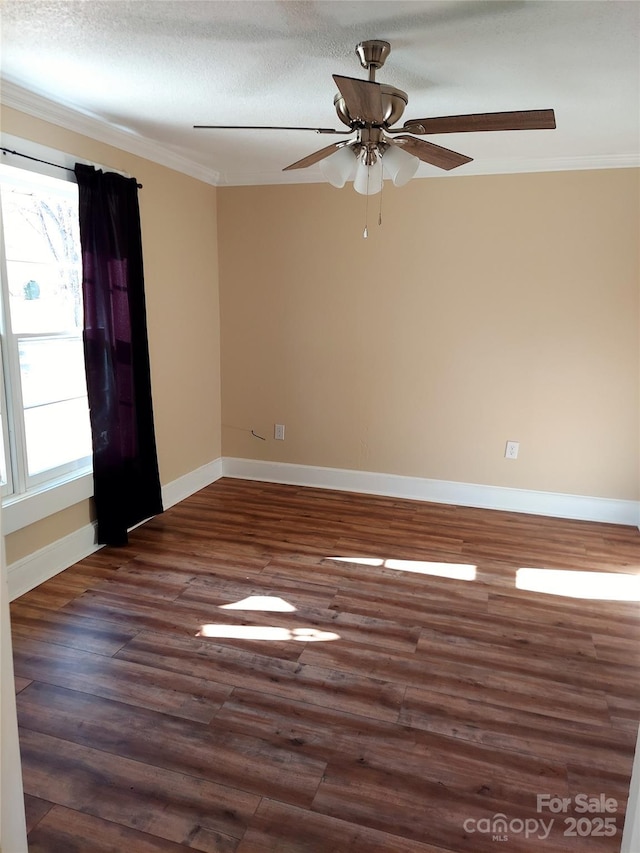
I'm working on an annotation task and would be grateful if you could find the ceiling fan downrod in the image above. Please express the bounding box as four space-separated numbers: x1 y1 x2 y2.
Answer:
355 40 391 82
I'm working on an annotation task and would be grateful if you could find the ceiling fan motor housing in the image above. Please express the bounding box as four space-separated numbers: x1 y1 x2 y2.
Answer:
333 85 408 128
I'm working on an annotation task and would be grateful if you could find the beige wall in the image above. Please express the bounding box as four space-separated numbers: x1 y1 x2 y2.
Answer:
1 107 221 562
218 169 639 500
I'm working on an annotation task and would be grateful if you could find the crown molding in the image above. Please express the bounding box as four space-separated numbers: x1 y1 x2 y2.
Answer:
0 79 221 186
217 153 640 187
461 153 640 176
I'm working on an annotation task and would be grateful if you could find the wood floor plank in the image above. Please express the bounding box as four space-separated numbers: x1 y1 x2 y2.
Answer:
26 805 200 852
415 629 636 701
487 592 640 640
592 632 640 664
17 681 327 808
116 630 405 722
117 549 273 579
10 600 138 656
59 592 300 660
24 793 54 834
14 675 32 693
12 636 232 723
15 584 86 610
177 584 421 653
266 555 488 603
91 571 193 601
413 610 598 660
566 763 631 808
20 727 258 847
326 586 489 630
215 687 570 802
236 798 451 853
10 478 639 852
312 758 618 852
300 640 612 726
60 588 302 661
178 573 339 614
605 694 640 732
399 686 636 772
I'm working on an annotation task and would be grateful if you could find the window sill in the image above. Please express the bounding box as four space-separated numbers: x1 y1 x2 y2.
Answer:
3 470 93 534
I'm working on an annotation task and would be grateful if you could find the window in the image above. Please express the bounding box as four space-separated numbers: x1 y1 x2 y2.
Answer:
0 162 91 504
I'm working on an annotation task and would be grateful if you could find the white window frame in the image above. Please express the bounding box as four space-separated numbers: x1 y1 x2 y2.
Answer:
0 137 94 534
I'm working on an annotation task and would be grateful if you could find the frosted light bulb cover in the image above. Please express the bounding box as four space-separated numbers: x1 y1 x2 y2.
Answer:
319 146 357 188
353 157 383 195
381 144 420 187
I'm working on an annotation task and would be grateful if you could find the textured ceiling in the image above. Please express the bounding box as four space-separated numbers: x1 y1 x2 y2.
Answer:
1 1 639 185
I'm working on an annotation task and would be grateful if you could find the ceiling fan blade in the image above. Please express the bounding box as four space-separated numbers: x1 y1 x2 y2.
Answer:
401 109 556 135
283 142 347 171
193 125 352 135
393 135 473 171
332 75 384 124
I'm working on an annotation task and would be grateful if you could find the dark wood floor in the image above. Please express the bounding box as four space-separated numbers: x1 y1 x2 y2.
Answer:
11 478 640 852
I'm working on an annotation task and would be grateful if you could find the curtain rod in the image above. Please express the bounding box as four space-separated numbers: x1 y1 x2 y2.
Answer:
0 146 143 188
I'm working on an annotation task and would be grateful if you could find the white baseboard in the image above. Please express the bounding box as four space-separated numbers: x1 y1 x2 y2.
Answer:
7 521 100 601
222 457 639 527
161 458 223 509
622 726 640 853
7 457 224 601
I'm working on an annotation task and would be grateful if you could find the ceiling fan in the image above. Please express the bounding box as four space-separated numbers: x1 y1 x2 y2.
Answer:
194 40 556 194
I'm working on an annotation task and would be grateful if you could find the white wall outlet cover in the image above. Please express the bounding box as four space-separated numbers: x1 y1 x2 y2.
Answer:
505 440 519 459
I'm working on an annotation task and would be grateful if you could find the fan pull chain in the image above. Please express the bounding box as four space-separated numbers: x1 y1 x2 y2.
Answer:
363 164 371 238
362 162 385 238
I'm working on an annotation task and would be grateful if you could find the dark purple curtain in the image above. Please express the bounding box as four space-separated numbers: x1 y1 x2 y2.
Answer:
75 163 163 546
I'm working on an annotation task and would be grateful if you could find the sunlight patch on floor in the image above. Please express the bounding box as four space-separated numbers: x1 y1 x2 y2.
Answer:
328 556 476 580
516 568 640 601
384 559 476 580
219 595 297 612
197 624 340 642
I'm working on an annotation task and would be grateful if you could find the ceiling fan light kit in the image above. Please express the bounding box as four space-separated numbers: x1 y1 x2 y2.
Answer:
380 143 420 187
195 38 555 200
319 139 419 194
354 151 383 196
319 144 356 188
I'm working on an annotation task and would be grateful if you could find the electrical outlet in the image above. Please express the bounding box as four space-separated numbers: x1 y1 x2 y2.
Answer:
274 423 285 441
505 440 519 460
